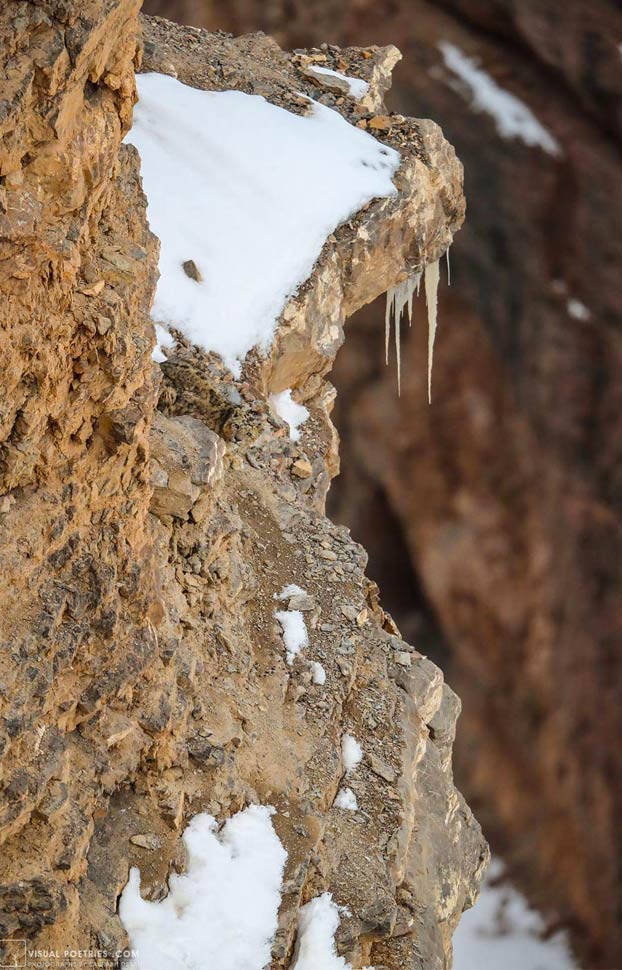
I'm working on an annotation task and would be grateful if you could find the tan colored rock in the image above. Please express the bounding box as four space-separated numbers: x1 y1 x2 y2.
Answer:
150 411 225 519
129 833 162 850
0 7 484 969
291 458 313 478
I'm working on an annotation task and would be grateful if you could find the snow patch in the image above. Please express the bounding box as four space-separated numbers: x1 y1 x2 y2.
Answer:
292 893 351 970
269 389 310 441
307 65 370 101
127 72 400 376
341 733 363 773
566 298 591 321
452 857 577 970
311 661 327 685
119 805 287 970
276 583 306 600
438 41 561 156
152 323 174 363
334 787 358 811
276 609 309 664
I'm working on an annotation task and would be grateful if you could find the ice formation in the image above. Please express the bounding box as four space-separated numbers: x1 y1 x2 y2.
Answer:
425 258 440 403
384 255 442 402
384 272 421 395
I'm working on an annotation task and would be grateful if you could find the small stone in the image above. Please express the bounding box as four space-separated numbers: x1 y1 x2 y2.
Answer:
82 280 105 297
394 651 412 668
292 459 313 479
319 549 338 561
160 60 178 79
369 114 393 130
0 495 16 514
182 259 203 282
337 658 352 677
5 169 24 188
130 833 162 850
287 593 315 612
96 315 112 335
369 752 396 783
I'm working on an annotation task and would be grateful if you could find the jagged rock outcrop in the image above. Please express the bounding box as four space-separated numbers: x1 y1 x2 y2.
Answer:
0 4 486 967
148 2 622 967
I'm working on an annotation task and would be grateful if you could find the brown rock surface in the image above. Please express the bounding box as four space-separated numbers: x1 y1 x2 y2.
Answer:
142 0 622 966
0 4 485 968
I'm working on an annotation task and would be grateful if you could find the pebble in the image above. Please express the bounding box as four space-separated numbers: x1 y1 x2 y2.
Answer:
130 833 162 850
368 753 396 784
292 459 313 479
287 593 315 612
182 258 203 281
369 114 393 130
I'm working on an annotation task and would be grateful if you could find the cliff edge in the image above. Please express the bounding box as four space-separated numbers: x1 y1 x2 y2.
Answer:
0 4 486 967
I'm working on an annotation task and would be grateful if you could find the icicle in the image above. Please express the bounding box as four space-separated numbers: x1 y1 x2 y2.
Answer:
446 246 451 286
424 259 440 404
396 307 401 396
385 289 393 365
384 272 421 393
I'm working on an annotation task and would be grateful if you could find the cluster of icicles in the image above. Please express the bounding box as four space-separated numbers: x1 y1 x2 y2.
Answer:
384 250 449 401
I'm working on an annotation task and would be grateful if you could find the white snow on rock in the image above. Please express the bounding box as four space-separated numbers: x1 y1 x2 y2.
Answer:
276 609 309 664
152 322 174 363
276 583 306 599
334 787 358 811
269 389 310 441
307 64 370 100
311 661 327 685
452 858 577 970
119 805 287 970
438 41 561 156
127 72 399 376
566 297 591 321
292 893 351 970
341 733 363 772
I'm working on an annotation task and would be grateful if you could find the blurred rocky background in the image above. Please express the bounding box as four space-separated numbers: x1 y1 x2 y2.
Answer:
144 3 622 967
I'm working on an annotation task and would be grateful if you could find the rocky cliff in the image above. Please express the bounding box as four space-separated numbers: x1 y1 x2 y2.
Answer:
0 4 485 967
143 2 622 966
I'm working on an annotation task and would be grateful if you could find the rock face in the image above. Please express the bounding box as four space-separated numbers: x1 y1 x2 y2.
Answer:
157 1 622 966
0 4 485 968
